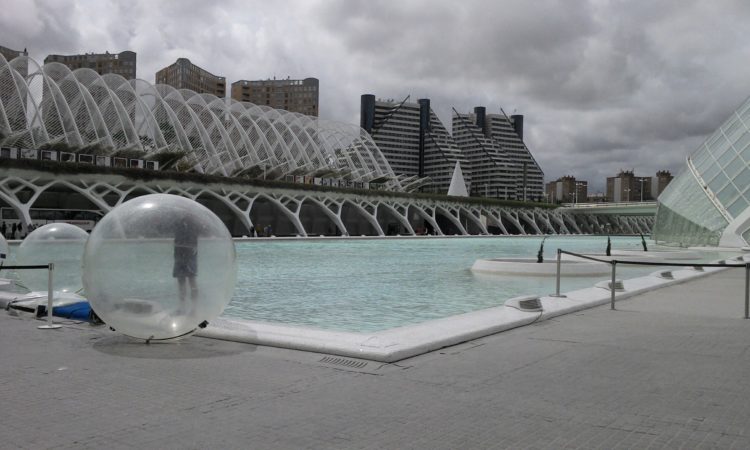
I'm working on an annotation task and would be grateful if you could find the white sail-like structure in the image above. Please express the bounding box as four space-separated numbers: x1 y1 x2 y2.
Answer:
0 55 401 189
653 95 750 247
447 161 468 196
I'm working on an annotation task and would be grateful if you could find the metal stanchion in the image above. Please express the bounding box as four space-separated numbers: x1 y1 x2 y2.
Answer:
551 249 749 316
550 248 566 298
610 261 617 310
37 263 61 330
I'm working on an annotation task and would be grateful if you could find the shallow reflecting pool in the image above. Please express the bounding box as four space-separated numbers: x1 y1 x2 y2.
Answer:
227 236 708 332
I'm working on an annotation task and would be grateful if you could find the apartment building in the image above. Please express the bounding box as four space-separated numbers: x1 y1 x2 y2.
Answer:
360 95 466 194
452 107 544 200
546 175 588 203
155 58 225 97
1 45 29 77
231 77 318 116
44 50 136 80
361 94 546 198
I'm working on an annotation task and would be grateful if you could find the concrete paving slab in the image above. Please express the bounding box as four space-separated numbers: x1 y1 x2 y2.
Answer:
1 268 750 449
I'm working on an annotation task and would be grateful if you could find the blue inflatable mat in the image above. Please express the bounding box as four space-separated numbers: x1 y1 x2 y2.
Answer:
37 301 102 323
54 302 92 320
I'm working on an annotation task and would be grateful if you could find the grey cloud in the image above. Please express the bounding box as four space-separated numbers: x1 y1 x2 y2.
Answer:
4 0 750 193
0 0 81 56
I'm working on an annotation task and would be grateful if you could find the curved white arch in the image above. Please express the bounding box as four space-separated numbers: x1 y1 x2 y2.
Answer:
0 55 400 185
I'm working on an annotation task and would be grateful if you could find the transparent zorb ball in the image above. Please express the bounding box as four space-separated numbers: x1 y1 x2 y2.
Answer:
16 223 89 297
0 232 7 264
82 194 237 340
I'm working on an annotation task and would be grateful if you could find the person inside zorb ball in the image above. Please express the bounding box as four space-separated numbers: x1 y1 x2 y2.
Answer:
173 216 199 313
82 194 237 340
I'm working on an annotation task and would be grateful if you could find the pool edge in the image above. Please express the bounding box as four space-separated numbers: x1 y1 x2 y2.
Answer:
197 264 735 362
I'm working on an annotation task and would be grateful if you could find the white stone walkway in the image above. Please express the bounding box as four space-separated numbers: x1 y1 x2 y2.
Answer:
1 268 749 449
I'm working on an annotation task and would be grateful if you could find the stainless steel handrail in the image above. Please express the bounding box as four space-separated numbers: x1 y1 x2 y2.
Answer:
552 249 749 317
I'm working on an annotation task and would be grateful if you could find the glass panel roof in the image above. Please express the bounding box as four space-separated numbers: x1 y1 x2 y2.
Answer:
655 96 750 246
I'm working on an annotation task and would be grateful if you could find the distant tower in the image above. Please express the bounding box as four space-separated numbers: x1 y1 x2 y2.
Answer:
474 106 487 135
417 98 431 178
360 94 376 133
511 114 524 140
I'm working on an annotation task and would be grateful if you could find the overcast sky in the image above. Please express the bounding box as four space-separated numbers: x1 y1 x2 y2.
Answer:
3 0 750 192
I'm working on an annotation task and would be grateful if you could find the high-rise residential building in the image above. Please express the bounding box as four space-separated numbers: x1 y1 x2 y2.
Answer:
361 95 466 194
606 170 653 202
452 107 514 199
453 107 544 200
155 58 225 97
231 77 319 116
0 45 27 62
606 170 675 202
44 51 136 80
653 170 673 198
361 94 545 199
1 45 29 76
546 176 587 203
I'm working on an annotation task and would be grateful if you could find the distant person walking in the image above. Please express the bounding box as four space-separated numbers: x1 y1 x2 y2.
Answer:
173 219 199 314
1 221 5 237
11 223 17 239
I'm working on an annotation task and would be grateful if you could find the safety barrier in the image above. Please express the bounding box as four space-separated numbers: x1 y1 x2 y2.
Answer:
0 147 159 170
1 263 57 329
551 249 750 317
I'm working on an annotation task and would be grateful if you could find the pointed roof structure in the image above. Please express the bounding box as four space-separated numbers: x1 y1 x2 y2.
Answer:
447 161 468 197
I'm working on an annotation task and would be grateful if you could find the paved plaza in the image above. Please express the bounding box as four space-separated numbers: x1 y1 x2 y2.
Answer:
2 268 750 449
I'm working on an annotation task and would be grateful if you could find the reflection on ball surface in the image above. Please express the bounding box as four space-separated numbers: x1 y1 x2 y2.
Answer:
82 194 237 340
0 232 7 262
0 233 9 281
16 223 89 296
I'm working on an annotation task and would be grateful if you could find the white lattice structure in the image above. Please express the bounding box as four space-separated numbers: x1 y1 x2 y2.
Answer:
0 55 401 188
0 166 652 238
0 55 654 237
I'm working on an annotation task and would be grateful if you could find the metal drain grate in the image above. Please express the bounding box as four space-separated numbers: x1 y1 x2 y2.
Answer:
319 356 368 369
658 271 674 280
608 280 625 291
505 295 543 312
519 298 542 311
693 266 705 272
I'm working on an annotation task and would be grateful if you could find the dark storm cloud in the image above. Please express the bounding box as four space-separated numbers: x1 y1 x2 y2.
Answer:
0 0 81 56
3 0 750 191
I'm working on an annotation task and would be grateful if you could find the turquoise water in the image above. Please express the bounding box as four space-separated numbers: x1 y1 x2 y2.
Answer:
226 236 681 333
5 235 726 334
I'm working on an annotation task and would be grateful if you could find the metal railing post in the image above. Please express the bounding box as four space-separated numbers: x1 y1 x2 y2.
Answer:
546 249 749 315
38 263 61 330
550 248 566 298
610 260 617 310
